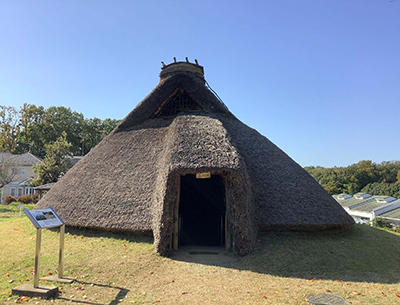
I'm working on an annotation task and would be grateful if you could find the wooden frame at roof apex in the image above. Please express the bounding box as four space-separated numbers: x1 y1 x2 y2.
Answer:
151 88 204 119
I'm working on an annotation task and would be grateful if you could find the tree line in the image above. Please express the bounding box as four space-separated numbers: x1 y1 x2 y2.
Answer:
304 160 400 198
0 104 120 187
0 104 120 158
2 105 399 196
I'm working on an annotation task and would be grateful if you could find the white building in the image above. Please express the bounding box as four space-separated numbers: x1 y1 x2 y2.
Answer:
334 193 400 226
0 152 42 202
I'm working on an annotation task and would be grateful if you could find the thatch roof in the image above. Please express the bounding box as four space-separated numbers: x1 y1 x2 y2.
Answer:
36 60 354 256
0 152 42 166
34 182 56 191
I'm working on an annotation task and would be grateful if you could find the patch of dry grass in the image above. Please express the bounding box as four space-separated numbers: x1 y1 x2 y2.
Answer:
1 207 400 304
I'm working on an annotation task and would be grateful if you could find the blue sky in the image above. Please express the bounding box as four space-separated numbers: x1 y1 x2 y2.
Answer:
1 1 399 167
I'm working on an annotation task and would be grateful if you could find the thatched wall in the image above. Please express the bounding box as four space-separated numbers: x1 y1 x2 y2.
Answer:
151 114 255 256
36 118 173 233
220 117 354 230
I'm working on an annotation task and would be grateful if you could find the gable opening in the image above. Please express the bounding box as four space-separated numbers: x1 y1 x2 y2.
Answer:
151 88 204 118
178 174 226 247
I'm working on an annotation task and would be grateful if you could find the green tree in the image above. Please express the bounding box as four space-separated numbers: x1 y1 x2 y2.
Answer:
43 106 84 155
305 160 400 195
18 104 119 157
101 118 120 135
323 180 342 195
362 182 400 198
17 105 84 157
0 106 21 152
372 217 391 229
338 160 378 194
376 161 400 183
17 104 46 156
81 117 103 155
80 117 119 155
31 132 73 186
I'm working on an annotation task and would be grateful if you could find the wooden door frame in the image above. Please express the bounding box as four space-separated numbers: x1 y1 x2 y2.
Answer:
172 173 229 251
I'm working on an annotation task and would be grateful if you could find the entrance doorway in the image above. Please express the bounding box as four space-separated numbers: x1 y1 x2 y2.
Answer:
179 174 226 246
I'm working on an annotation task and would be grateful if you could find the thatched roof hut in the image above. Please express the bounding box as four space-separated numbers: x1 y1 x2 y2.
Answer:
36 60 354 256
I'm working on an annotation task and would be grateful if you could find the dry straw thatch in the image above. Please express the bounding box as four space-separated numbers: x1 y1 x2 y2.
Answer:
36 60 354 256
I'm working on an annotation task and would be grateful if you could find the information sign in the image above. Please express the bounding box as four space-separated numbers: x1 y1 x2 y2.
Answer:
24 207 64 229
13 206 69 298
196 172 211 179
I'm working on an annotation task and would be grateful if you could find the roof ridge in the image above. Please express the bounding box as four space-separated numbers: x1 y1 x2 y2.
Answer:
24 152 43 162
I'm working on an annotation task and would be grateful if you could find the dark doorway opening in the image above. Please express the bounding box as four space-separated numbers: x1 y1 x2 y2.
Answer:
179 174 226 246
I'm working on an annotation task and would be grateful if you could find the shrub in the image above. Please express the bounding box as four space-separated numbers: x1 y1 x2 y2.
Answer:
17 193 39 204
31 193 39 204
372 217 392 229
2 195 17 205
17 194 31 204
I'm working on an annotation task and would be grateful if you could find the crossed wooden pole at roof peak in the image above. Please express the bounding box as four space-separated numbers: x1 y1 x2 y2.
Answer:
161 57 199 68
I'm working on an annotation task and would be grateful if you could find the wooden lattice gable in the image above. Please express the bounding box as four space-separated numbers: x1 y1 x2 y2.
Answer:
116 70 235 131
151 88 205 118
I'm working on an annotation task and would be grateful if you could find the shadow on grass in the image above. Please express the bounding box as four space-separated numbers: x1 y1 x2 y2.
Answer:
0 207 13 213
56 224 400 284
56 226 153 244
58 281 129 305
172 225 400 284
0 206 19 218
0 203 34 219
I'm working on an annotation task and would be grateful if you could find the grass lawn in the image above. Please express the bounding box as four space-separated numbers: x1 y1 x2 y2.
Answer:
1 202 400 304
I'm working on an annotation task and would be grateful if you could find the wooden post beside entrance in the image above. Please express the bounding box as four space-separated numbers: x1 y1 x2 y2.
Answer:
173 176 181 250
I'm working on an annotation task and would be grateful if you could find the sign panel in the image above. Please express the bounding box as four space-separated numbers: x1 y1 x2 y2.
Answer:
24 207 64 229
196 172 211 179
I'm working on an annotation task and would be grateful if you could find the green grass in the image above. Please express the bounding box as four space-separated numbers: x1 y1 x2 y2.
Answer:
0 202 35 220
1 205 400 304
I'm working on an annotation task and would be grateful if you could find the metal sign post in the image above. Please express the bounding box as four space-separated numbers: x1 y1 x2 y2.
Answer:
18 204 24 217
12 207 73 299
33 228 42 288
58 224 65 278
41 223 73 283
